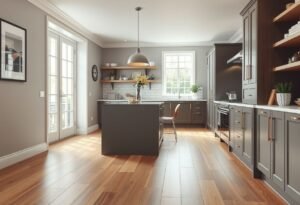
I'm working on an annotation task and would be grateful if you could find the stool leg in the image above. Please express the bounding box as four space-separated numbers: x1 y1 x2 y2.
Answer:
172 119 177 142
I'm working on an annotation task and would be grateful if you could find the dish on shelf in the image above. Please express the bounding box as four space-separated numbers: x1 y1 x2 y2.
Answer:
110 63 118 67
295 100 300 106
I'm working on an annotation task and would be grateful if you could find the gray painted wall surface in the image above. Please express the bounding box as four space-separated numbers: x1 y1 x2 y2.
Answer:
0 0 47 157
101 46 211 99
87 41 102 127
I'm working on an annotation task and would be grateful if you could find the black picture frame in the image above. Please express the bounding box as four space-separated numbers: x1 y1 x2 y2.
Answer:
0 18 27 82
92 65 98 81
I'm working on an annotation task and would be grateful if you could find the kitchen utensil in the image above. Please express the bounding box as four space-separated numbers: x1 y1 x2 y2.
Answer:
226 91 237 101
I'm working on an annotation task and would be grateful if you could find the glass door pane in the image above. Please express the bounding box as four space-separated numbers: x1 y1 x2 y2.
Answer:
60 38 76 139
48 32 59 143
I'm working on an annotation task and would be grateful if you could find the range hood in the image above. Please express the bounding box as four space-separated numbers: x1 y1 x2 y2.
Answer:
227 51 242 64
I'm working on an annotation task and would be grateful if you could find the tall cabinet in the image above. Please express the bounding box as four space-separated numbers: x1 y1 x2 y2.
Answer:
207 49 216 130
241 0 276 104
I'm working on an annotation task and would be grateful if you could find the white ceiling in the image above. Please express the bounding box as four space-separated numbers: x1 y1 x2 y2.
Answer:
47 0 249 47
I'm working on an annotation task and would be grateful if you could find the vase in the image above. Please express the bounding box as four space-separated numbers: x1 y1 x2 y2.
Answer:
136 85 141 102
276 93 291 106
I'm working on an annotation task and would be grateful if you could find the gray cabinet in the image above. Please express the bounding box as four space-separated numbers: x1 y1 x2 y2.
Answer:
191 102 206 124
242 1 257 104
229 105 254 169
173 102 190 124
285 113 300 203
256 109 285 190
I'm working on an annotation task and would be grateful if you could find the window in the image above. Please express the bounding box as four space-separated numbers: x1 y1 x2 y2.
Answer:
162 51 195 96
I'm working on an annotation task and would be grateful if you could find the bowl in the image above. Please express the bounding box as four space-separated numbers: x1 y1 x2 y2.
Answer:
110 63 118 67
295 101 300 106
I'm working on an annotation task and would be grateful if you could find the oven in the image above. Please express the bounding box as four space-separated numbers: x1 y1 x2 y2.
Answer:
216 104 230 144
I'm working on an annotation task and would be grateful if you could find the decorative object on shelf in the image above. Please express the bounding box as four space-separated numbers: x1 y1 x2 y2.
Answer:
134 75 148 102
131 71 142 80
288 51 300 63
191 85 203 100
268 89 276 105
284 21 300 39
275 82 293 106
0 19 27 82
226 91 238 102
127 7 149 67
110 63 118 67
91 65 98 81
295 99 300 106
110 72 115 80
149 61 155 66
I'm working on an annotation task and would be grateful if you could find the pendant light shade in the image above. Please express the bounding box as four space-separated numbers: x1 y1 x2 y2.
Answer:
127 7 149 67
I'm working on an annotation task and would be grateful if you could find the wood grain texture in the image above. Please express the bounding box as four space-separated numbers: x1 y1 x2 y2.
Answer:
0 128 287 205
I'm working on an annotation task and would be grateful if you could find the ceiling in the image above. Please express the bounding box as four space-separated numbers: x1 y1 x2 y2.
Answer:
47 0 249 47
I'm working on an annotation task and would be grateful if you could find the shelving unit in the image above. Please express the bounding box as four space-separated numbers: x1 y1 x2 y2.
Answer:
273 2 300 76
273 3 300 22
273 61 300 72
100 66 159 89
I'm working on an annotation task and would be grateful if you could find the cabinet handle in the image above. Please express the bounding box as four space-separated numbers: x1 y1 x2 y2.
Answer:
241 112 245 130
268 117 272 141
291 117 300 121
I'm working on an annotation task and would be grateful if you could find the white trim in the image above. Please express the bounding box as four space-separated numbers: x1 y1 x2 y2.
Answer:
76 124 99 135
0 143 48 170
228 27 243 43
103 41 227 48
88 124 99 134
27 0 103 47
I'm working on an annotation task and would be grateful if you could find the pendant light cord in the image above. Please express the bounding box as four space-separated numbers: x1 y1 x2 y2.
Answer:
136 7 142 53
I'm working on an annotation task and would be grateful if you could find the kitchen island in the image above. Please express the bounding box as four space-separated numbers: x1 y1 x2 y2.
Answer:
101 102 164 155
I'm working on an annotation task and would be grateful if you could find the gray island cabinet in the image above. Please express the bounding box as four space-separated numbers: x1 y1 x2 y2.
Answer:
101 102 164 156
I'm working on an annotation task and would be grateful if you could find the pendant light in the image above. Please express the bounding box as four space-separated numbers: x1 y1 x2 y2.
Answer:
127 7 149 67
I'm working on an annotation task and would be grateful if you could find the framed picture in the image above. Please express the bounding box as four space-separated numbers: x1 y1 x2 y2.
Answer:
0 19 27 82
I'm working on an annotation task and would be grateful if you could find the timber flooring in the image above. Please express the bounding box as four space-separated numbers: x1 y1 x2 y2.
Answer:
0 128 286 205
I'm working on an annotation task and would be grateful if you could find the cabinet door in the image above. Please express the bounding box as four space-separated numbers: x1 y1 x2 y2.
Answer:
243 12 250 86
249 4 257 85
271 111 284 189
191 102 205 124
256 109 271 177
285 113 300 203
242 107 254 166
229 106 236 149
172 102 191 124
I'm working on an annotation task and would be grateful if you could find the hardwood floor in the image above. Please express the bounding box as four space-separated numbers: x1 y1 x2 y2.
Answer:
0 128 286 205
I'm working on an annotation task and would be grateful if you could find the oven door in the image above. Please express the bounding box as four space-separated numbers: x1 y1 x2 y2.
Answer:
217 108 230 142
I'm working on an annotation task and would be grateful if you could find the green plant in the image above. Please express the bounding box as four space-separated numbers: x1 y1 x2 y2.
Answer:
191 85 200 93
275 82 292 93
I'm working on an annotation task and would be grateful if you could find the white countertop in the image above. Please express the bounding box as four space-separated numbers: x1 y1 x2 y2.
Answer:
97 99 207 102
214 100 300 114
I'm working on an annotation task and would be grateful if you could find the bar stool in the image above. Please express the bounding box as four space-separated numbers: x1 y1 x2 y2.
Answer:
160 104 181 142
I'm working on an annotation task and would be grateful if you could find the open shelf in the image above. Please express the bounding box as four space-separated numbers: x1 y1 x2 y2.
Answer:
101 80 160 89
273 32 300 47
273 61 300 72
101 66 157 70
273 3 300 22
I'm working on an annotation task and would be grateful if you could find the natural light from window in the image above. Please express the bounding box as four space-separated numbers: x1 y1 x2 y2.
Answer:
162 51 195 97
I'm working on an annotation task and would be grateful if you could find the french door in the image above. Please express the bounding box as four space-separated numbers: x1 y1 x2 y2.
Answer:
48 31 77 143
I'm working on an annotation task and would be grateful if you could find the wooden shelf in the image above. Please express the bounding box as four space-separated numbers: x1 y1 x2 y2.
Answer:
100 80 160 90
273 61 300 72
273 32 300 47
273 3 300 22
101 66 157 70
101 80 160 83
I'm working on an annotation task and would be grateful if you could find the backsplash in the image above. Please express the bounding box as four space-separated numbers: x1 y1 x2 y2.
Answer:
102 83 204 100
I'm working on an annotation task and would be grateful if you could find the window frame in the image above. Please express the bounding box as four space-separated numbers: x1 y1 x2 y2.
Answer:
162 51 196 97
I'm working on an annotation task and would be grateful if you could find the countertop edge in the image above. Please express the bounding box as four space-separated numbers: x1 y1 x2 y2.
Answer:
214 101 300 114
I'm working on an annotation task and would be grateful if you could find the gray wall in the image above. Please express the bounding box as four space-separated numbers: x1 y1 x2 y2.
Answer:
101 46 211 99
87 41 102 127
0 0 47 157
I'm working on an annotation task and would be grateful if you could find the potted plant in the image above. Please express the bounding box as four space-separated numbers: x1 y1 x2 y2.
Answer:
191 85 202 100
275 82 292 106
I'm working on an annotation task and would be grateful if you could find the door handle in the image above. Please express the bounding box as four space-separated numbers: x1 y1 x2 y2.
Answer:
268 117 272 141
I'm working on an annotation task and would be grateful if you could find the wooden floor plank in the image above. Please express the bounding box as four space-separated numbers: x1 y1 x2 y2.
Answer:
0 128 287 205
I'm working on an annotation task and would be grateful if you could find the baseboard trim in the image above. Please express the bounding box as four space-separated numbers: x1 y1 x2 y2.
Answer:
77 124 99 135
0 143 48 170
87 124 99 134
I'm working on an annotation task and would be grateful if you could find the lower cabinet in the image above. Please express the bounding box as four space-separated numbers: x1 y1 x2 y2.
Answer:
230 105 254 169
285 113 300 203
256 109 284 190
